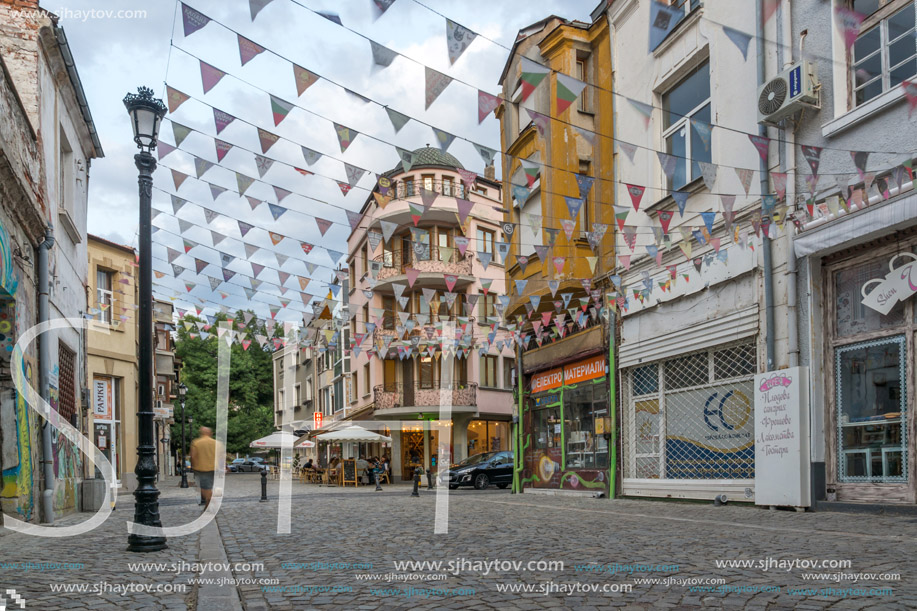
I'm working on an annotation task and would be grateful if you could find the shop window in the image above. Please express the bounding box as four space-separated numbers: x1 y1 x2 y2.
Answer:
835 259 906 337
835 336 907 482
533 405 562 451
662 61 711 190
851 0 916 107
664 351 707 389
564 382 609 469
480 355 498 387
713 344 756 380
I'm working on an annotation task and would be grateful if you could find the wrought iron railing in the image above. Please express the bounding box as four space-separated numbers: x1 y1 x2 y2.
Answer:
389 178 467 201
373 247 473 279
373 382 477 409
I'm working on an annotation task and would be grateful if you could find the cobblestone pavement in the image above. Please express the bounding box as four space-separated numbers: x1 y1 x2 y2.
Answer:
211 475 917 610
3 473 916 610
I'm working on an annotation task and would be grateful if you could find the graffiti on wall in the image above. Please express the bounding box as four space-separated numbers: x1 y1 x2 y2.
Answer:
48 364 80 512
1 358 35 521
0 222 19 299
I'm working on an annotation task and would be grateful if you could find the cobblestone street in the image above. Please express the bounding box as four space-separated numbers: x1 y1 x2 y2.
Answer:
2 474 915 609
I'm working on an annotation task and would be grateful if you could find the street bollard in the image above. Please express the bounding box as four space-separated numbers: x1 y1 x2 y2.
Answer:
259 468 268 502
426 468 434 490
411 467 422 497
374 472 383 491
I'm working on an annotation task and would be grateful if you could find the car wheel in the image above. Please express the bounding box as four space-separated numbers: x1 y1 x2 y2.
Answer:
449 484 459 490
473 474 489 490
497 484 509 489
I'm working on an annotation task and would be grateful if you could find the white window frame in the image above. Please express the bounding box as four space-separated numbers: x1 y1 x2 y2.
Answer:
97 268 114 324
851 0 917 108
661 61 711 190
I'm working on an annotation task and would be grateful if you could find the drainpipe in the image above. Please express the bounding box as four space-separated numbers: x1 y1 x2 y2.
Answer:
757 0 776 373
37 226 55 524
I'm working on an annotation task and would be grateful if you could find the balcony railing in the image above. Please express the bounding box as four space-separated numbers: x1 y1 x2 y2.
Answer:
374 247 473 279
373 382 477 410
374 315 476 339
389 178 467 201
523 311 604 353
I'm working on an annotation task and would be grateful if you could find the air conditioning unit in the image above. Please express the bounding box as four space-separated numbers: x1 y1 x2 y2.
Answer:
757 61 819 124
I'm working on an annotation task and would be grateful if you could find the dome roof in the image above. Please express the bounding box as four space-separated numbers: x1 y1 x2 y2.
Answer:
390 146 464 174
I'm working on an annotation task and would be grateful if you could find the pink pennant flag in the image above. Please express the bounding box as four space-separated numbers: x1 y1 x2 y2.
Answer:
405 267 420 288
478 90 501 123
315 218 332 236
199 60 226 94
748 134 769 161
456 198 474 225
213 108 235 134
618 254 631 270
214 139 232 162
903 79 917 118
553 257 565 275
238 34 265 66
835 6 865 50
771 171 787 200
626 184 645 212
444 274 457 292
657 210 674 235
157 141 176 160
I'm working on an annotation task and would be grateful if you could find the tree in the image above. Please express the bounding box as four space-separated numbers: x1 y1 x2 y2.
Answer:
172 310 280 455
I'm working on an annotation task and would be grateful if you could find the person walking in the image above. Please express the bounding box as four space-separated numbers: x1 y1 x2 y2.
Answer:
190 426 222 510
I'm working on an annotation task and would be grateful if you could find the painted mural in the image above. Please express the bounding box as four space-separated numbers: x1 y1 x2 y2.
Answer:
1 357 34 521
0 222 19 299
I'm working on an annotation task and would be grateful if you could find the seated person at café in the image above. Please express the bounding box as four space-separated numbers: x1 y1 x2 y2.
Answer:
355 456 369 482
304 458 314 470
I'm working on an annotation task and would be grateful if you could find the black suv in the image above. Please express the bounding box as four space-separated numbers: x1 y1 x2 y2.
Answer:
440 451 513 490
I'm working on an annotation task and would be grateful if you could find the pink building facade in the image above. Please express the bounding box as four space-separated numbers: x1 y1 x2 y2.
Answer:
346 147 515 481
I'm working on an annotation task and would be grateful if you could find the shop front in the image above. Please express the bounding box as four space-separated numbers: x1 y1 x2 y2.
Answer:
818 238 917 503
522 354 611 494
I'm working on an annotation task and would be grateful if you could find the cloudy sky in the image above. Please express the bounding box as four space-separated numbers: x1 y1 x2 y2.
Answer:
51 0 598 320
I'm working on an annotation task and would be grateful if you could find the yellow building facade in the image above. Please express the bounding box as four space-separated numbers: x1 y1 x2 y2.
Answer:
87 235 138 489
497 14 617 494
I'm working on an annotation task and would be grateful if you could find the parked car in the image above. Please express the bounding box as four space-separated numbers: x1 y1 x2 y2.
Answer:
439 451 513 490
231 457 266 472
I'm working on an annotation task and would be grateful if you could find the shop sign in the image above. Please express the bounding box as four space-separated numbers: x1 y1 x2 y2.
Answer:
664 382 755 479
93 377 113 421
153 405 173 419
861 253 917 315
753 367 810 507
531 367 562 393
563 355 606 385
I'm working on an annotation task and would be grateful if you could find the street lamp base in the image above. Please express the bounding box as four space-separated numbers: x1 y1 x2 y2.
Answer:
127 534 168 553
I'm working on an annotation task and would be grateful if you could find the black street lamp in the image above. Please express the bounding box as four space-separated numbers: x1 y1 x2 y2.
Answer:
178 383 189 488
124 86 167 553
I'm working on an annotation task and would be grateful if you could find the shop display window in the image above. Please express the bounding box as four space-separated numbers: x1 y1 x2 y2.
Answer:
836 336 907 482
564 381 609 469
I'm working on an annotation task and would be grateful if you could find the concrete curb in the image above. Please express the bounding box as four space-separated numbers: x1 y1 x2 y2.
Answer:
196 519 243 611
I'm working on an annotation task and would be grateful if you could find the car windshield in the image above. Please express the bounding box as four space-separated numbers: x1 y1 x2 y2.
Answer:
232 458 244 463
456 453 496 467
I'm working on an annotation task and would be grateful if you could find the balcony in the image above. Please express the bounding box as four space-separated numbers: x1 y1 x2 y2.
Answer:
374 247 473 281
389 177 467 202
373 382 477 411
523 311 603 354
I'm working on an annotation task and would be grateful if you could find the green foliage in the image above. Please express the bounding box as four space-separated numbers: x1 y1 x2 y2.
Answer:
171 310 279 455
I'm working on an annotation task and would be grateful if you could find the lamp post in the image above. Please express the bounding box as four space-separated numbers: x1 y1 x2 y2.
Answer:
124 86 167 553
178 383 188 488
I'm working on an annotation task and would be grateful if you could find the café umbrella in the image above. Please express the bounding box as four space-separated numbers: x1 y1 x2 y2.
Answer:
314 425 392 443
249 431 299 448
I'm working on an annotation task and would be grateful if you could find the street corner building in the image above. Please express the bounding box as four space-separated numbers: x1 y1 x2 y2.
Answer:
496 13 616 495
0 0 103 524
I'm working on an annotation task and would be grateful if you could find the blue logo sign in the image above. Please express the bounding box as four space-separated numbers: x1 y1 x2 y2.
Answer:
789 65 802 98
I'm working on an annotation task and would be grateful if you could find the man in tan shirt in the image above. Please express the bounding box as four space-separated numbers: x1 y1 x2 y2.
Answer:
190 426 221 508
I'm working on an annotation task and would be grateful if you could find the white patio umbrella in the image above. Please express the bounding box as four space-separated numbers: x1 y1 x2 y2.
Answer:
249 431 298 448
314 425 392 443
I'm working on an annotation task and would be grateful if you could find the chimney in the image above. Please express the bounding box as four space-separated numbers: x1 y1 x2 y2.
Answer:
484 164 495 180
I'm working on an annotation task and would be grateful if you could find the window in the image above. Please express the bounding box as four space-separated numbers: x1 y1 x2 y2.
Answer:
348 261 356 288
59 126 74 215
363 363 371 395
383 242 394 267
503 357 514 389
467 420 510 456
575 55 590 112
383 359 397 388
476 228 495 254
662 61 711 190
836 337 907 482
533 402 562 451
277 389 285 412
564 382 609 469
295 383 302 406
58 341 77 424
436 227 451 261
480 294 496 320
422 174 434 192
481 355 498 387
443 177 454 196
454 360 468 386
835 260 906 337
382 296 395 330
577 160 591 234
362 303 370 328
403 177 415 197
852 1 916 107
96 268 113 323
419 357 440 389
